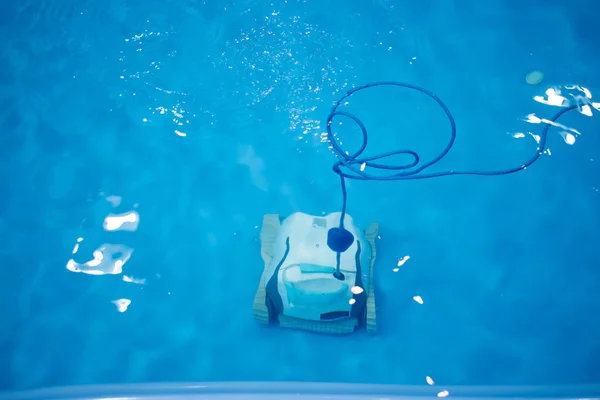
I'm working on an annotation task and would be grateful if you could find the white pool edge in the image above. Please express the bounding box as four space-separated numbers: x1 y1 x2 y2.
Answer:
2 382 600 400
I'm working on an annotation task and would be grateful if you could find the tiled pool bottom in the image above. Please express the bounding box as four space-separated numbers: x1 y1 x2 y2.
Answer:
3 110 599 390
1 0 600 393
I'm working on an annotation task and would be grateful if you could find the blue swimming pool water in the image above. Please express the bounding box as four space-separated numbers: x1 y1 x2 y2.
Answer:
1 0 599 393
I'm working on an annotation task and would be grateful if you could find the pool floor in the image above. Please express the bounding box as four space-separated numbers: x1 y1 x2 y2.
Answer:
0 0 599 392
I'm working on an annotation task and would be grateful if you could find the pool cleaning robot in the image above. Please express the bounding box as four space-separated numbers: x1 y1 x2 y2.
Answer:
252 81 585 335
253 212 378 334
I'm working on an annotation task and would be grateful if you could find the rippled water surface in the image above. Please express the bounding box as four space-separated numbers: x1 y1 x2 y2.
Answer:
1 0 599 392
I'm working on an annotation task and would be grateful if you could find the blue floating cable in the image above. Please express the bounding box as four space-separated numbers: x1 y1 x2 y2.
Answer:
325 81 580 280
